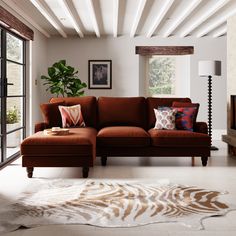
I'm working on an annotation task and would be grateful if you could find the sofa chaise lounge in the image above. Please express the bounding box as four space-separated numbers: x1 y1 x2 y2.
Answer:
21 96 210 178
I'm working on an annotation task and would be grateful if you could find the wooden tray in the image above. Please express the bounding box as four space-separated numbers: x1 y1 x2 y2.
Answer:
44 128 69 136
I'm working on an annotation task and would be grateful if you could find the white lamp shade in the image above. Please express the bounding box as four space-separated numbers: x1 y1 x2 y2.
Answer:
198 60 221 77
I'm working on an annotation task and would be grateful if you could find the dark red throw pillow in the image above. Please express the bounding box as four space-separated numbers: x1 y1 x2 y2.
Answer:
174 107 197 131
172 101 199 123
40 101 64 127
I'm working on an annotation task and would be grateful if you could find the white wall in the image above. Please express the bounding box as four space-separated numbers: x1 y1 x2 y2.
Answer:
175 55 190 98
46 36 227 130
29 30 48 134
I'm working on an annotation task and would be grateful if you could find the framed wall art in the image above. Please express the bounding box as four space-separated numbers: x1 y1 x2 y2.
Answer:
88 60 112 89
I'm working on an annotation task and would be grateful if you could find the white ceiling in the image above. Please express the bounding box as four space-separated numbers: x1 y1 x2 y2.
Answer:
1 0 235 38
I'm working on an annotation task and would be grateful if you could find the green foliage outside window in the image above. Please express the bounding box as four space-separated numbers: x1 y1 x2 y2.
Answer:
6 106 19 124
149 57 175 96
7 33 21 62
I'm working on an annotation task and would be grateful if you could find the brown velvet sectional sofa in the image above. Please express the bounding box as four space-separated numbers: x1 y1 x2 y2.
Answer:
21 96 211 178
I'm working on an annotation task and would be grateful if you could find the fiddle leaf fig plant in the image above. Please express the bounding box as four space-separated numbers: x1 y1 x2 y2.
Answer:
41 60 87 97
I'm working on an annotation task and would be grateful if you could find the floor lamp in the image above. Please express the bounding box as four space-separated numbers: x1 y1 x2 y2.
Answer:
198 60 221 151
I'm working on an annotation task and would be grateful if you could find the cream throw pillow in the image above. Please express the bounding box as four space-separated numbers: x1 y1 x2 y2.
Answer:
154 108 176 130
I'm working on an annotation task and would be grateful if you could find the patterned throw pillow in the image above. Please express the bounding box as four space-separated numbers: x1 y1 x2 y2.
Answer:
174 107 197 131
154 108 177 130
172 102 199 123
59 105 85 128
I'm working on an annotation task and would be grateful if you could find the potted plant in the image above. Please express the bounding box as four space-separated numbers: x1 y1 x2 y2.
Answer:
7 106 20 147
41 60 87 97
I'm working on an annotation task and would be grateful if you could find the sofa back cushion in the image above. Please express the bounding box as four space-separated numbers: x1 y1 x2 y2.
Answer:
146 97 191 129
50 96 97 128
98 97 146 129
40 101 64 127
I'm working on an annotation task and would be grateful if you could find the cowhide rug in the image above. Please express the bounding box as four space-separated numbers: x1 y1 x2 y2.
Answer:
0 179 234 234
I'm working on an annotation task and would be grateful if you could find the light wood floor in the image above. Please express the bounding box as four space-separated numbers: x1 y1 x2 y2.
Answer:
1 140 236 236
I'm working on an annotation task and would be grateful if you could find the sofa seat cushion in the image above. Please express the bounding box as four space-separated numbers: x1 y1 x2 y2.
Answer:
21 127 97 158
148 128 210 147
97 126 150 147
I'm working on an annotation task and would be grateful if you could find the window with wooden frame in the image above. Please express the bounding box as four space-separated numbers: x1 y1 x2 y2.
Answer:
136 46 194 97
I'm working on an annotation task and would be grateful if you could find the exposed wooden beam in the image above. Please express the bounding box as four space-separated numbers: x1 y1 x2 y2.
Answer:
2 0 50 38
59 0 84 37
130 0 147 37
179 0 229 37
113 0 119 37
86 0 100 37
30 0 67 38
196 7 236 37
146 0 174 38
135 46 194 56
212 25 227 38
163 0 202 38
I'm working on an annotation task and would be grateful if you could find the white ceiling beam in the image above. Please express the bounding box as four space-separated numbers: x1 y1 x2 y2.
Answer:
30 0 67 38
86 0 100 37
113 0 119 37
196 7 236 37
2 0 50 38
212 25 227 38
146 0 174 38
58 0 84 37
130 0 147 37
163 0 202 38
179 0 229 37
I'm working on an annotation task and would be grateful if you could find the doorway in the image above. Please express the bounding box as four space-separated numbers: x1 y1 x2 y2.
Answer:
0 27 26 166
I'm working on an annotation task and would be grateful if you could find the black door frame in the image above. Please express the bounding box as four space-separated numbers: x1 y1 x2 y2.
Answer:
0 27 26 167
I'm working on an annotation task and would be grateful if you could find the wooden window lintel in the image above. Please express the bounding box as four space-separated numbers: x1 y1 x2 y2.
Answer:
136 46 194 56
0 6 34 41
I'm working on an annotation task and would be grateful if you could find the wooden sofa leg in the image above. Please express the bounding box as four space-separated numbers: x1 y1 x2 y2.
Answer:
82 167 89 178
101 156 107 166
191 157 195 166
27 167 34 178
201 156 208 166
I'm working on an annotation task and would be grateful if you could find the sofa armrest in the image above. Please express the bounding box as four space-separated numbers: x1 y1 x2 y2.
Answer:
35 122 49 133
193 122 208 134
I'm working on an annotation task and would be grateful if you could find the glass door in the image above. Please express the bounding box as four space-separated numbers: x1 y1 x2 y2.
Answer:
0 28 26 166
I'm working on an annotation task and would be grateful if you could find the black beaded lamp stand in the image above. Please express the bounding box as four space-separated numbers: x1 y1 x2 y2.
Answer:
208 75 218 151
199 60 221 151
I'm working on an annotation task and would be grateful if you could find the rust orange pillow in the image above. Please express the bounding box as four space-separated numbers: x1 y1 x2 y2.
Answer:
59 104 85 128
40 101 64 127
